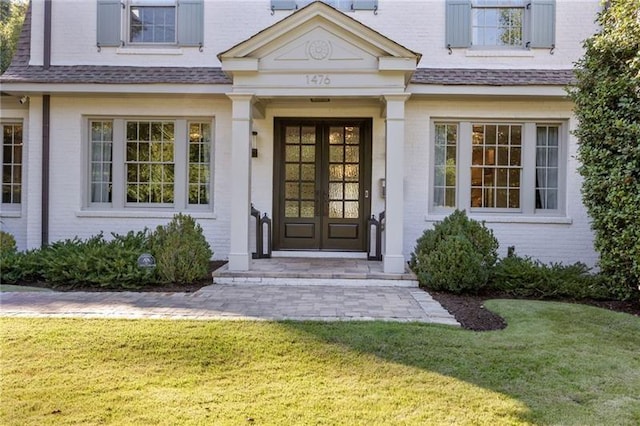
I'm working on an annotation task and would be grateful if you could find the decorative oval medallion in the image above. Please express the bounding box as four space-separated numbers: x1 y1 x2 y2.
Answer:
308 40 331 60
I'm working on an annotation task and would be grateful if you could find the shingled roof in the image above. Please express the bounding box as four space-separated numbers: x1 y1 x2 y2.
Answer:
411 68 575 86
1 65 231 84
0 4 573 88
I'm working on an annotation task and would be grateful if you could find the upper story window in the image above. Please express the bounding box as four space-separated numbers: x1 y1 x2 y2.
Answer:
472 0 525 48
97 0 203 49
129 1 176 44
446 0 556 50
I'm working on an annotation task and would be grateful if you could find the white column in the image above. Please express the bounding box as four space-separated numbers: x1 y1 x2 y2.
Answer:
227 93 254 271
383 94 411 274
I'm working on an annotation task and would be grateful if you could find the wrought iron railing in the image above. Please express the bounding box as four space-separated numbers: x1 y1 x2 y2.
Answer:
367 210 385 261
251 204 272 259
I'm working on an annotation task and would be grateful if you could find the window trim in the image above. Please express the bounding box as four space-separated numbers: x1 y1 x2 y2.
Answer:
127 1 177 46
97 0 204 49
429 119 567 217
445 0 556 50
1 121 24 211
84 116 215 212
470 0 528 49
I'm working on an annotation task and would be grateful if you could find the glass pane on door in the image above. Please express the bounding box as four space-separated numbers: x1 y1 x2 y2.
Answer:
328 126 360 219
284 126 316 218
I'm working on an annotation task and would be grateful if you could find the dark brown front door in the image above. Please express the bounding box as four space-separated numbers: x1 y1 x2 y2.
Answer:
273 118 371 251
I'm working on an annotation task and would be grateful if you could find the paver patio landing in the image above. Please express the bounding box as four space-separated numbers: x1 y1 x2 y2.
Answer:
0 285 459 325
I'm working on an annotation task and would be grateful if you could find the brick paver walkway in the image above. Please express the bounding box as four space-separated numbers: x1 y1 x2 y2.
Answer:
0 285 459 325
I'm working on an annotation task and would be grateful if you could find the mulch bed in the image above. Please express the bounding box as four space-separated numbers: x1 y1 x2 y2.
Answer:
431 290 640 331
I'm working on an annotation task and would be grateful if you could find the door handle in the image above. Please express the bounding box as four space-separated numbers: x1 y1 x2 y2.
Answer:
365 189 369 199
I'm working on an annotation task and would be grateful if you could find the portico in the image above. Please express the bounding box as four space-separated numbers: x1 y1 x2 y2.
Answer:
219 2 420 274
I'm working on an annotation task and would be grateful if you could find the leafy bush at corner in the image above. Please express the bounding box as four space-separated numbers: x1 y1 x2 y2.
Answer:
1 249 44 284
150 213 213 284
491 254 613 300
410 210 499 294
569 0 640 300
0 230 17 257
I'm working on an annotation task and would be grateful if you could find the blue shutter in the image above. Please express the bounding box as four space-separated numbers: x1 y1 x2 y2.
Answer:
177 0 203 46
530 0 556 48
445 0 471 48
352 0 378 10
271 0 297 10
96 0 122 47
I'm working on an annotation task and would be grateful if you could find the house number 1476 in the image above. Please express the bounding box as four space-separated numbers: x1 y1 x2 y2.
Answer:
306 74 331 86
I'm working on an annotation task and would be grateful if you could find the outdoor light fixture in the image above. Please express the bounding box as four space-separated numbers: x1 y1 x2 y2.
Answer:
19 96 29 104
137 253 156 269
252 131 258 158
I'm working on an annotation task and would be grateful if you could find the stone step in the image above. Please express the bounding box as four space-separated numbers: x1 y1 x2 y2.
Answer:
212 258 419 288
213 275 418 287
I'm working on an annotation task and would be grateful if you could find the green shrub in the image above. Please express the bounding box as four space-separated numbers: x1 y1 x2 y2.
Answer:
491 254 613 300
569 0 640 300
410 210 499 294
40 231 157 289
0 249 43 284
149 213 213 284
0 231 157 288
0 230 17 257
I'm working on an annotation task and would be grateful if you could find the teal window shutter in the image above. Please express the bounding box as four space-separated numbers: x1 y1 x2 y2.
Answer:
445 0 471 48
530 0 556 48
178 0 204 47
271 1 297 10
352 0 378 11
96 0 122 47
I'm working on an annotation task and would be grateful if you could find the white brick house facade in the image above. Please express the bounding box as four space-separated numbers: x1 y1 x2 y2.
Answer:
0 1 601 272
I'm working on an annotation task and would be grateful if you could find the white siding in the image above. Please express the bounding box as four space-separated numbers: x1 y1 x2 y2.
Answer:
40 0 599 69
403 98 597 266
9 0 601 266
43 95 232 259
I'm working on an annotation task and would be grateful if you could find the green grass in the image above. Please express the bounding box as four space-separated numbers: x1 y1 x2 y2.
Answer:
1 300 639 425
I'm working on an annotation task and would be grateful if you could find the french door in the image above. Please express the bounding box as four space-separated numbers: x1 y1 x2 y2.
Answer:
273 118 371 251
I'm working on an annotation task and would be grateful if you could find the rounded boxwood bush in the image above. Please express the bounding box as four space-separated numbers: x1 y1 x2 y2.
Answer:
410 210 498 293
149 213 213 284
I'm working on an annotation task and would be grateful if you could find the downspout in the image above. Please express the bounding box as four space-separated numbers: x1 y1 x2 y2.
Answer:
42 0 51 246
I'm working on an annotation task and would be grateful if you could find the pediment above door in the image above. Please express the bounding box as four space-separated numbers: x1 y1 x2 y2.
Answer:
218 2 421 95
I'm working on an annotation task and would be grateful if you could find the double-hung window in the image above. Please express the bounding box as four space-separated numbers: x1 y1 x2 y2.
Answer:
1 122 23 208
446 0 556 49
432 121 565 215
472 0 525 48
96 0 204 48
129 0 176 44
88 117 213 210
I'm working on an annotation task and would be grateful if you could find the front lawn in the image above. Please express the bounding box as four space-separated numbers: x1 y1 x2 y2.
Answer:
2 300 639 425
